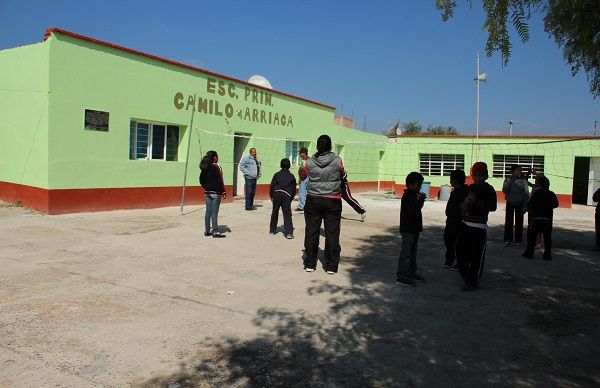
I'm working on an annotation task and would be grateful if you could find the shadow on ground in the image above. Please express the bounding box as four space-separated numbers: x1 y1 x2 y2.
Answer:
138 225 600 387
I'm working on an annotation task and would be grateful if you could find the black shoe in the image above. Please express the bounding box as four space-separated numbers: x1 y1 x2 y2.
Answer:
461 284 478 291
542 255 552 261
408 274 425 282
212 232 226 238
395 277 416 287
521 252 534 259
204 231 213 237
295 208 304 211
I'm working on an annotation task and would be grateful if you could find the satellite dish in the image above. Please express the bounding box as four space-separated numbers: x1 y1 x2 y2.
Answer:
248 75 273 89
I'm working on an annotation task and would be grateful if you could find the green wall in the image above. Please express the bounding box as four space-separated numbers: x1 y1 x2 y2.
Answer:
47 33 372 189
0 42 49 188
381 136 600 195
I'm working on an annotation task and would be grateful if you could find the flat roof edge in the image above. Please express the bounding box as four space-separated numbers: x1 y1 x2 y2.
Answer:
44 27 336 111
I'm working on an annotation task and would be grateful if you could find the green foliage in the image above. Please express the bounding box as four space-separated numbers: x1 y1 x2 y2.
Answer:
426 125 460 135
436 0 600 97
544 0 600 98
402 120 423 135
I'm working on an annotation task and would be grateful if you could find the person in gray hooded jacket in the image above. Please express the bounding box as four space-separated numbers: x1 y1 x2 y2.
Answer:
303 134 344 274
502 164 529 247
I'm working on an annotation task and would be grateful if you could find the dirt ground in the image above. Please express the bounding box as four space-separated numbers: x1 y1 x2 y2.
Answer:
1 193 599 387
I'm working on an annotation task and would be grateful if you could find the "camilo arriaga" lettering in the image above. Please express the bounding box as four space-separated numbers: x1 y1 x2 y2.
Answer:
173 77 294 128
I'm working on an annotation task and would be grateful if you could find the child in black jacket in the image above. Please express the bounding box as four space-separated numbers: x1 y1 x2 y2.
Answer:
443 169 469 269
522 175 559 260
456 162 497 291
270 158 297 239
396 172 426 287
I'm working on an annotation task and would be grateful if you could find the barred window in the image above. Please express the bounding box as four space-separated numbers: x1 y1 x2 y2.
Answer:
130 120 180 161
419 154 465 176
492 155 544 178
285 140 309 165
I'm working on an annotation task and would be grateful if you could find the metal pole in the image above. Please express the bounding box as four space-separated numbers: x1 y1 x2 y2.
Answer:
180 94 196 215
509 120 513 136
595 120 597 136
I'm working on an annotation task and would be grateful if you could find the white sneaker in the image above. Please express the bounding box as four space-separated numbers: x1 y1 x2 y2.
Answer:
326 270 335 275
360 211 366 221
504 241 511 247
304 267 315 272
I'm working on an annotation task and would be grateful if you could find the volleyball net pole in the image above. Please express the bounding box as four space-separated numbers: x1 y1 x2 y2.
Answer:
180 94 196 215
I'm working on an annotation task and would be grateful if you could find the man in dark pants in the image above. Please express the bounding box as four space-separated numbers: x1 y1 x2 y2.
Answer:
239 148 261 210
443 169 468 269
303 135 344 274
522 175 559 260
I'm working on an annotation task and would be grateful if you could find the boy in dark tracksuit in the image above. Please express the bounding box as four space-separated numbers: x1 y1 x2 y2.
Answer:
270 158 297 239
522 176 559 260
443 169 469 269
456 162 497 291
594 188 600 250
396 172 426 287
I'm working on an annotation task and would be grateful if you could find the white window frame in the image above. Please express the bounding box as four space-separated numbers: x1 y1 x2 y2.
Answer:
285 140 309 165
130 120 180 161
492 155 544 178
419 153 465 176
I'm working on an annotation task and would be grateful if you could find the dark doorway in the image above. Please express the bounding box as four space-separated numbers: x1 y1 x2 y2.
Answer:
572 156 590 205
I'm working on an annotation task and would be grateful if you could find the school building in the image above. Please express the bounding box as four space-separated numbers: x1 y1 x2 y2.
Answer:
1 28 599 214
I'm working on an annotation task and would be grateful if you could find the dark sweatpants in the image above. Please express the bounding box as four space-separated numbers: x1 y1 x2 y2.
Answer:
504 202 524 243
596 211 600 248
443 219 461 266
342 181 365 214
524 218 553 259
456 223 487 287
270 192 293 235
304 196 342 272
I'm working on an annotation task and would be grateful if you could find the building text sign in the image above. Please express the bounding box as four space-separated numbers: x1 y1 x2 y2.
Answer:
174 77 294 127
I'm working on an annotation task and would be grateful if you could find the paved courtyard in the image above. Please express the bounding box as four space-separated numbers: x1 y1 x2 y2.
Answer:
1 194 599 387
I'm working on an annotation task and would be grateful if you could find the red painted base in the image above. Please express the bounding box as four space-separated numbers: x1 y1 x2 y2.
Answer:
1 180 574 214
0 181 234 215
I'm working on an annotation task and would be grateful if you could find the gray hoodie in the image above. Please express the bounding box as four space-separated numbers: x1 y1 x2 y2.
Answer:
502 176 529 207
306 151 343 197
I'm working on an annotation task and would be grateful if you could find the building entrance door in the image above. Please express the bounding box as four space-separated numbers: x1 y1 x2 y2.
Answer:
233 133 250 196
572 156 590 205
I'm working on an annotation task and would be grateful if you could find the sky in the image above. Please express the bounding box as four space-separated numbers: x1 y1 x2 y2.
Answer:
0 0 598 136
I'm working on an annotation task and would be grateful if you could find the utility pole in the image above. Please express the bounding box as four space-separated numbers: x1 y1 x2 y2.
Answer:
595 120 597 136
509 120 513 136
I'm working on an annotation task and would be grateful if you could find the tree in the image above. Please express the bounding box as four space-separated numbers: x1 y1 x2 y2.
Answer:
435 0 600 98
426 125 460 135
402 120 423 135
